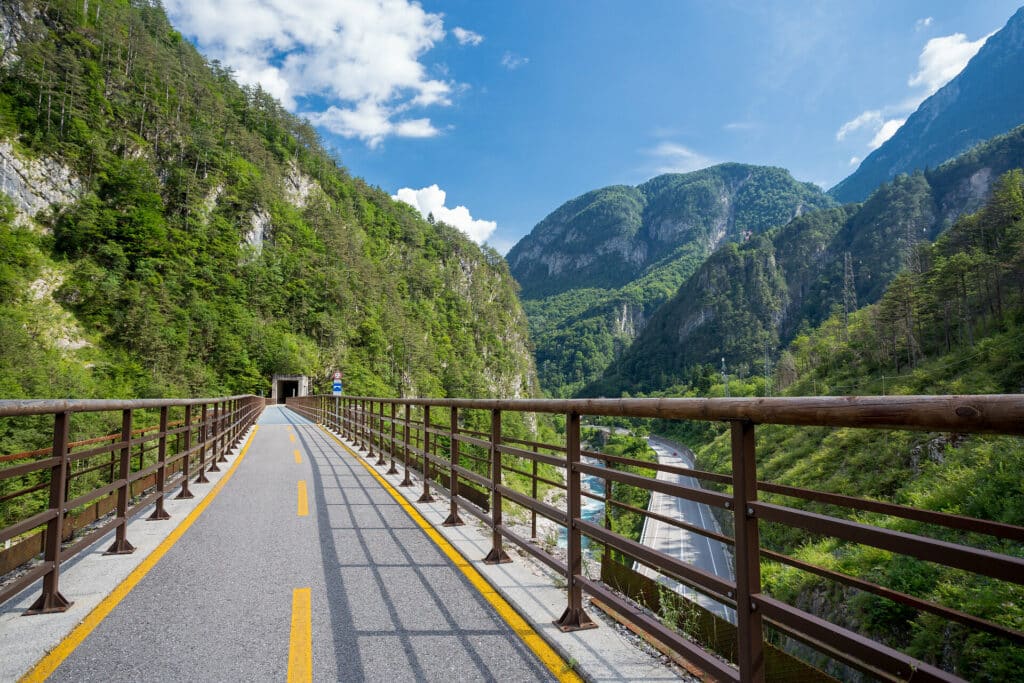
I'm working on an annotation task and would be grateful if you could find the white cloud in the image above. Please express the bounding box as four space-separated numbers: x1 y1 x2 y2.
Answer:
307 103 439 149
723 121 758 131
915 17 934 32
392 185 497 244
500 52 529 70
836 110 883 141
849 156 861 167
835 28 992 154
646 142 714 175
164 0 456 146
868 118 906 150
908 32 992 96
452 27 483 46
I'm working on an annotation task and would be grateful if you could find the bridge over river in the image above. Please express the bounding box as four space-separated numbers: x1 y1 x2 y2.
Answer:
1 394 1022 682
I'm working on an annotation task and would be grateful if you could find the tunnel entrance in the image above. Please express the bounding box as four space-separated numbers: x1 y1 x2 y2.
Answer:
270 374 310 404
276 380 299 404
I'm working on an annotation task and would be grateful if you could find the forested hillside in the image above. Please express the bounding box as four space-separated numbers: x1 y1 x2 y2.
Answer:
689 174 1024 679
831 7 1024 203
0 0 537 405
591 125 1024 396
509 164 833 396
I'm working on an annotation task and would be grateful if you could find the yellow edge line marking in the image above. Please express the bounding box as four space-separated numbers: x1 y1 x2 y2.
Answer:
287 587 312 683
20 426 260 683
294 449 302 464
317 424 582 683
297 481 309 517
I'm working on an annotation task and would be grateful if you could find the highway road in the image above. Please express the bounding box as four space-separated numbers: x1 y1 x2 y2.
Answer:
635 436 736 623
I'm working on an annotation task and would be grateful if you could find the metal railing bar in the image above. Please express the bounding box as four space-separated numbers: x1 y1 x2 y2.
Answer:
756 594 962 682
576 518 735 600
752 501 1024 585
0 509 59 544
761 548 1024 646
340 394 1024 435
576 461 732 509
757 481 1024 542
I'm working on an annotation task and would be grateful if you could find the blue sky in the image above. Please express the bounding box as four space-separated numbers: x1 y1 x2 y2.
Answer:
165 1 1022 253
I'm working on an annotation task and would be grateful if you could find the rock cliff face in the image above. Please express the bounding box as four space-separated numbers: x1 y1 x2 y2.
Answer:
831 7 1024 203
0 141 82 225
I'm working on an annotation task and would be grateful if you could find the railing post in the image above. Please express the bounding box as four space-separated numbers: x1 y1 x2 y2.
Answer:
417 405 435 502
176 404 194 499
208 402 221 472
105 409 136 555
218 400 229 463
483 409 511 563
555 411 595 631
376 401 387 466
25 411 73 614
360 399 368 451
732 420 765 682
367 399 377 460
387 402 398 474
148 406 171 520
400 402 413 487
196 403 210 483
345 398 352 439
531 444 539 540
443 406 464 526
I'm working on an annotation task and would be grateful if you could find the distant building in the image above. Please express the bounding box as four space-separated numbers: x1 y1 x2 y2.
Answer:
271 374 310 404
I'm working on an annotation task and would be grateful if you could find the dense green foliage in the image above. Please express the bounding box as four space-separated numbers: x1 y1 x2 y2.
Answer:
512 164 833 396
688 176 1024 679
0 0 536 408
830 7 1024 203
592 126 1024 396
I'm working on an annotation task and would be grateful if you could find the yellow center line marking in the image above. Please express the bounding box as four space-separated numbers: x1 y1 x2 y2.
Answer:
289 433 296 443
317 425 581 683
294 449 302 464
20 426 260 683
297 480 309 516
287 587 312 683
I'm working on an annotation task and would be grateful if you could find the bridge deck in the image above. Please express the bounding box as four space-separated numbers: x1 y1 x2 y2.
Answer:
41 406 555 681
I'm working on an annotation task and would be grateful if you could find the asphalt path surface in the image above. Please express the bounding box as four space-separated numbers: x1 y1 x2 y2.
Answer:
48 406 553 682
636 436 736 623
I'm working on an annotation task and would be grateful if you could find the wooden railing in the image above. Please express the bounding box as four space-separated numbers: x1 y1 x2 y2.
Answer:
0 396 264 612
288 394 1024 683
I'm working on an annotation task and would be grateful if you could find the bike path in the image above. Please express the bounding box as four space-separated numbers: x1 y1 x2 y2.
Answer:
44 405 554 682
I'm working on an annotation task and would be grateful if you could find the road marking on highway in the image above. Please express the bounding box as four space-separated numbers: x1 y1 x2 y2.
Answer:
20 426 260 683
294 449 302 464
297 480 309 516
317 425 582 683
287 587 312 683
289 433 296 443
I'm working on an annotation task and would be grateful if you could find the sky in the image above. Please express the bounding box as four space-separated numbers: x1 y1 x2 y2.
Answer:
164 1 1023 254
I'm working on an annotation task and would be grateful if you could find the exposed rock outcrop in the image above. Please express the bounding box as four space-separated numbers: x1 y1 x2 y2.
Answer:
0 140 82 226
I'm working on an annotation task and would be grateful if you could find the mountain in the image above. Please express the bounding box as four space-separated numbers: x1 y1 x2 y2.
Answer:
592 125 1024 395
830 7 1024 203
0 0 537 405
508 164 835 395
509 164 832 299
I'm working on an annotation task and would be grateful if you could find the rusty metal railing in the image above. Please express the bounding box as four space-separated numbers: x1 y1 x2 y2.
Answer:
288 394 1024 683
0 396 264 613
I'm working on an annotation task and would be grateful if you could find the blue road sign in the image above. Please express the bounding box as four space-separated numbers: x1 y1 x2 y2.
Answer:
332 381 342 396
